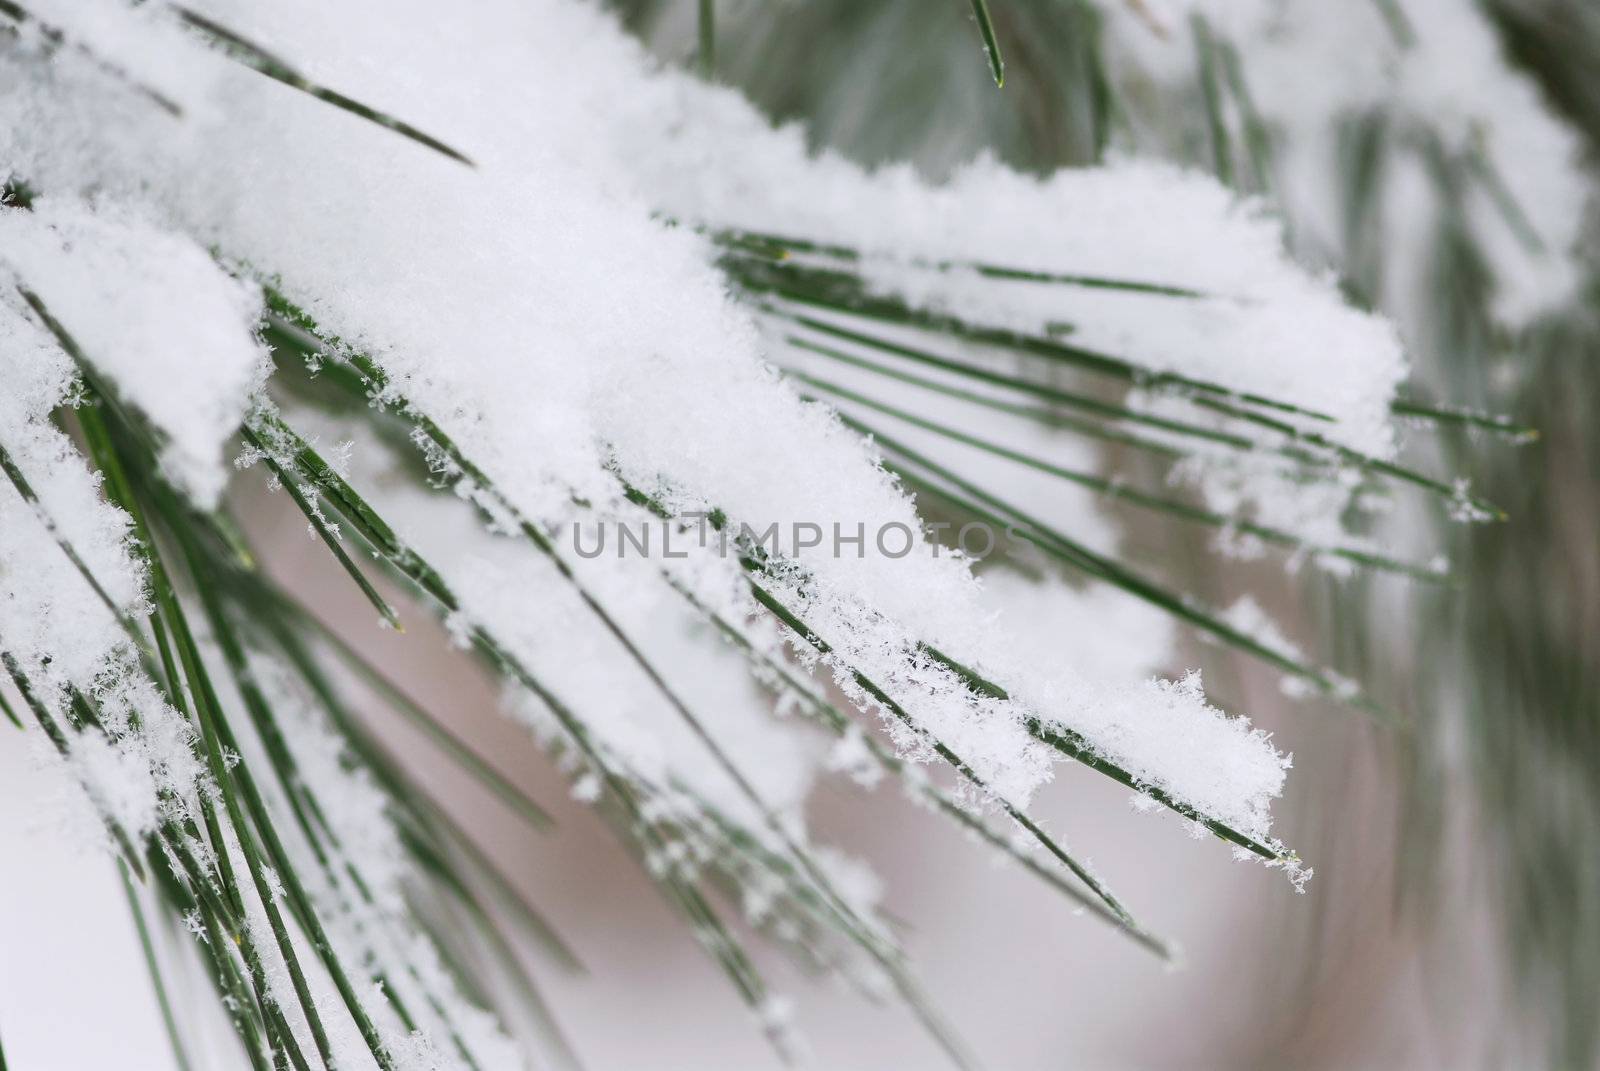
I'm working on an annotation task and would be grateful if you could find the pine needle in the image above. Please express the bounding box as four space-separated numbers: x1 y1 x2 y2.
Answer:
0 0 184 116
794 369 1447 582
172 7 475 167
698 0 715 78
119 858 196 1071
240 421 405 631
836 409 1387 720
966 0 1005 87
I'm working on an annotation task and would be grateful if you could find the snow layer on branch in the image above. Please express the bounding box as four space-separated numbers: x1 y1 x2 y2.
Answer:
279 408 827 839
626 146 1405 459
0 199 269 507
0 298 205 840
0 302 141 684
1 0 1301 840
0 194 515 1066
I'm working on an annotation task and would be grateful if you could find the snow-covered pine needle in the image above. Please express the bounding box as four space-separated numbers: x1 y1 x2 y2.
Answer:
261 308 1262 910
0 0 1545 1063
0 0 182 115
170 5 475 166
791 369 1447 583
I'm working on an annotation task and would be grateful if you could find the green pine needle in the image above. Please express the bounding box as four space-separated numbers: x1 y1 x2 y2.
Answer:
698 0 715 77
967 0 1005 87
793 369 1447 583
172 7 475 166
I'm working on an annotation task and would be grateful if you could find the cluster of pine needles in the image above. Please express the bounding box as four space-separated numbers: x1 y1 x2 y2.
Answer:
0 2 1548 1068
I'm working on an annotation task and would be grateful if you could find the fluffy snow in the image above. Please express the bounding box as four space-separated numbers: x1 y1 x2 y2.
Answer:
10 0 1565 1059
0 300 208 847
0 200 269 507
0 0 1323 848
11 0 1555 1064
0 306 143 682
0 186 518 1071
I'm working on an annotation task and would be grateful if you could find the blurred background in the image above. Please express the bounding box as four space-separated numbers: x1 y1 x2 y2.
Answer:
4 1 1598 1067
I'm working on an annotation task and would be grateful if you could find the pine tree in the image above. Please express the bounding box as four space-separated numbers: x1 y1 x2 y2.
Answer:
0 1 1591 1067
